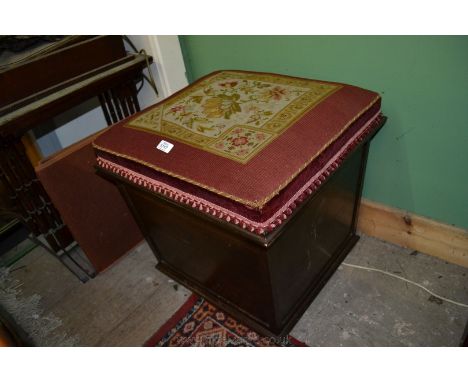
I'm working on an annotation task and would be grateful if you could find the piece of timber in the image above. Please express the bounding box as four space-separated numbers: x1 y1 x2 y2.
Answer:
0 54 147 137
0 36 125 109
358 199 468 269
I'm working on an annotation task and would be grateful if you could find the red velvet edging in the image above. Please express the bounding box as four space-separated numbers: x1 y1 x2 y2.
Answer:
97 112 383 236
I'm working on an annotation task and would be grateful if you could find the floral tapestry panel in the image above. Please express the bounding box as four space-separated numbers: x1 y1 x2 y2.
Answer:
127 71 341 163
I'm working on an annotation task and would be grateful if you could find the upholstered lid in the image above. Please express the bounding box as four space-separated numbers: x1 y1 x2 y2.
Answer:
94 70 381 211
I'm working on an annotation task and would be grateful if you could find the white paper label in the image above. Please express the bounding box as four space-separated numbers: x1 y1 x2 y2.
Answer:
156 140 174 153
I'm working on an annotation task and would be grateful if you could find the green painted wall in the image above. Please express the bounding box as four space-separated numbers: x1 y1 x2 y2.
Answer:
179 36 468 230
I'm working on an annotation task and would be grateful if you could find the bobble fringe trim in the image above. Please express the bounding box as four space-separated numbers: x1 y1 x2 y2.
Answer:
96 113 383 236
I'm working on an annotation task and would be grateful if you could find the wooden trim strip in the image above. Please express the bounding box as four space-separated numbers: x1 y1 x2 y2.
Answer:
21 133 42 167
357 199 468 269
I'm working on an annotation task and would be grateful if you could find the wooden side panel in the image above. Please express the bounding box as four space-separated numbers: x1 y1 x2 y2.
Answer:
268 147 364 327
124 186 276 328
36 132 143 273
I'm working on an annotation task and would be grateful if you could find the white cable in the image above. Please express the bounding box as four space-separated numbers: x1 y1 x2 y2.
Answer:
340 262 468 308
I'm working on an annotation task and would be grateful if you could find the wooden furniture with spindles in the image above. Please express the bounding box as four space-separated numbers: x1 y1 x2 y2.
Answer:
0 35 149 280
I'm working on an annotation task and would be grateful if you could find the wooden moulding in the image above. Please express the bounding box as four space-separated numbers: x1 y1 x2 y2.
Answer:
357 199 468 269
21 133 42 167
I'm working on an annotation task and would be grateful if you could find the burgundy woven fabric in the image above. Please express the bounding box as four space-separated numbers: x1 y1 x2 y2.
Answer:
93 70 382 234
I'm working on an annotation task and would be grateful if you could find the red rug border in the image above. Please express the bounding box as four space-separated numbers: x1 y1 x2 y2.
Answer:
143 294 307 347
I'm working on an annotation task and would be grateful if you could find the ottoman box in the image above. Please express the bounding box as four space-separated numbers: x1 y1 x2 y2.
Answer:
93 70 385 336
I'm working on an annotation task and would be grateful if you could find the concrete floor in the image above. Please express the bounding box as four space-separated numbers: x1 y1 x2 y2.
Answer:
5 234 468 346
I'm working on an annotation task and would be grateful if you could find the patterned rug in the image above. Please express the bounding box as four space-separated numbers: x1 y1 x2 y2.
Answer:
0 267 78 346
144 294 306 347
